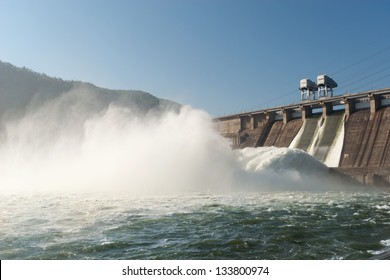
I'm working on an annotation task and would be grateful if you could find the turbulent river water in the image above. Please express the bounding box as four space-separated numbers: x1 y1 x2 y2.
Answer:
1 191 389 260
0 93 389 260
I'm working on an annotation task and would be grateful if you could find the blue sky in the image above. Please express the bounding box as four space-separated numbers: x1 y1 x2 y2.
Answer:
1 0 390 116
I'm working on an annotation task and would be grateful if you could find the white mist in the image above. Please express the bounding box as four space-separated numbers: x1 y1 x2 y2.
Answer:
0 91 351 194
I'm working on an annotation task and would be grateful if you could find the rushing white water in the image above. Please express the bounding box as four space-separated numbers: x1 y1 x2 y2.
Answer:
0 90 353 194
2 89 386 261
307 117 324 156
324 120 345 167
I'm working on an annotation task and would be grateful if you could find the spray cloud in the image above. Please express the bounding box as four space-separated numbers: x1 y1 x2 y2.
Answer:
0 90 349 194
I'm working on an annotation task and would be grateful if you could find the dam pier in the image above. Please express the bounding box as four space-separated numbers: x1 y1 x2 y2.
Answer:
215 77 390 187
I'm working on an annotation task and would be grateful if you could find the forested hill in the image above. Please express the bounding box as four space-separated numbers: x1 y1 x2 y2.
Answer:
0 60 180 116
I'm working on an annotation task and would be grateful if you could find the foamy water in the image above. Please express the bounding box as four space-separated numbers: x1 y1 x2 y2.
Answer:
1 191 389 259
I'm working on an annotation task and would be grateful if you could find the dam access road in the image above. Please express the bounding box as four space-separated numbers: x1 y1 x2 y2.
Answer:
215 87 390 188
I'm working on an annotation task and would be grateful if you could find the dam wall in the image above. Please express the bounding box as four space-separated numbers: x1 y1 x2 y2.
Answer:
215 88 390 187
264 118 303 147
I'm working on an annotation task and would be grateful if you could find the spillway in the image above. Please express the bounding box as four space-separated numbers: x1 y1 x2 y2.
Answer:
215 88 390 187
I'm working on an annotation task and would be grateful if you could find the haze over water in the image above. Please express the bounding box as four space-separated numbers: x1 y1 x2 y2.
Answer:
0 89 389 259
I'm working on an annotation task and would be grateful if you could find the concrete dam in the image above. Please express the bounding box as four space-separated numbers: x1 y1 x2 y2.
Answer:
215 86 390 187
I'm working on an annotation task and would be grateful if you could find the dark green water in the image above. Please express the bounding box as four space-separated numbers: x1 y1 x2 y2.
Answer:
1 191 389 260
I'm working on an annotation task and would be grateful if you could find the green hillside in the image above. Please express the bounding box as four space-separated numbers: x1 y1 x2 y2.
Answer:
0 60 180 116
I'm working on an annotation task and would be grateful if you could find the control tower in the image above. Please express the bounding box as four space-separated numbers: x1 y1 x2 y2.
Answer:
317 74 337 98
299 78 317 101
